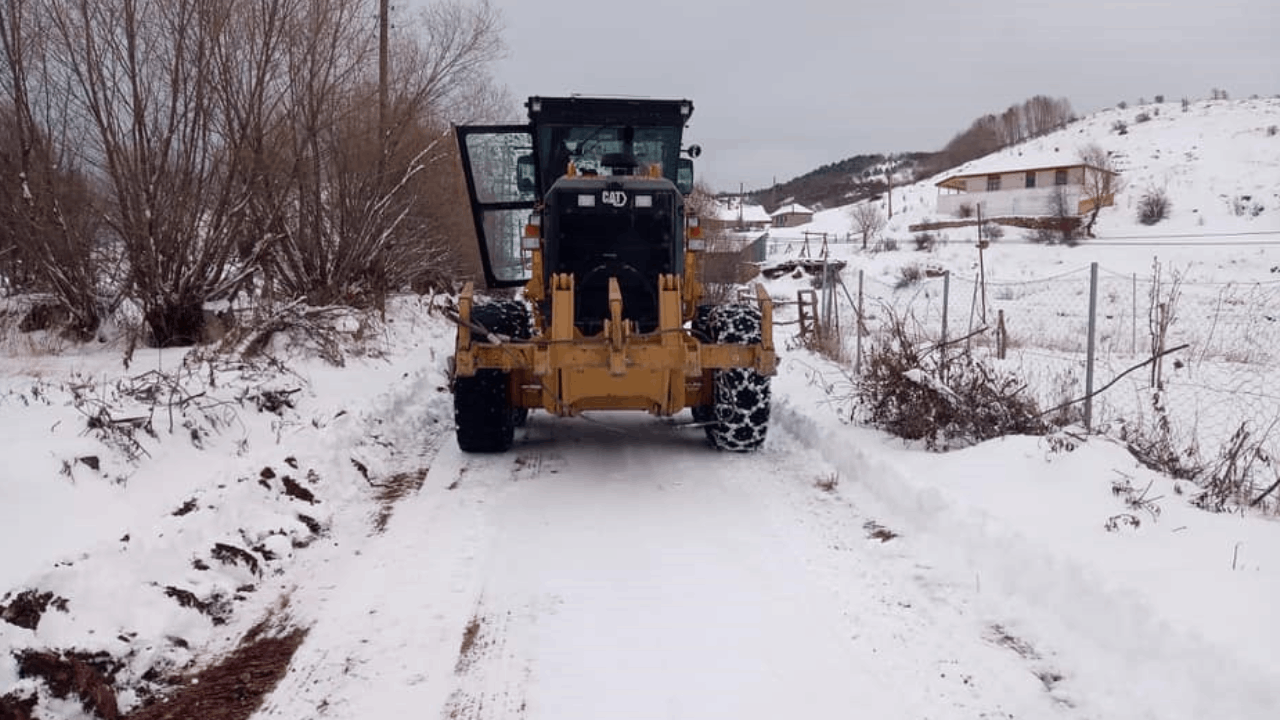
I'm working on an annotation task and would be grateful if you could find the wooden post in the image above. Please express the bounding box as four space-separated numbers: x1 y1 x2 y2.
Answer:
997 309 1006 359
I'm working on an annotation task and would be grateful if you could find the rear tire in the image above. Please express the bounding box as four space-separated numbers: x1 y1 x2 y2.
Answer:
704 304 770 452
454 301 530 453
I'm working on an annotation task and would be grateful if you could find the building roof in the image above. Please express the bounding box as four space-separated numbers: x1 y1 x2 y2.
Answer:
770 202 813 217
935 140 1119 188
713 199 772 224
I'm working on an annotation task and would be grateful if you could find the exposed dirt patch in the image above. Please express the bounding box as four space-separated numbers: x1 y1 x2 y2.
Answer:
986 623 1040 660
294 513 324 541
863 520 900 543
163 587 231 626
0 691 37 720
280 475 315 504
372 467 429 533
171 498 198 516
124 626 308 720
211 543 261 577
1 589 69 631
455 615 484 675
15 648 123 720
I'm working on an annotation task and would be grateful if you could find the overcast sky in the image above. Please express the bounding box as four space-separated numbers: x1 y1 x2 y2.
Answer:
409 0 1278 192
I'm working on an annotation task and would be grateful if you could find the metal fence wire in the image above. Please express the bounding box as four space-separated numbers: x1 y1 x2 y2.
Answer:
816 261 1280 508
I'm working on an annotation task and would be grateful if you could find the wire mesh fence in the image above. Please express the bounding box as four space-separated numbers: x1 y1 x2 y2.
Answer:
807 258 1280 510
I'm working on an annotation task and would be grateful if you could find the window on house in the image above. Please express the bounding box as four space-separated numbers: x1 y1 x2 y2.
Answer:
1054 169 1068 186
986 175 1001 191
1025 171 1036 188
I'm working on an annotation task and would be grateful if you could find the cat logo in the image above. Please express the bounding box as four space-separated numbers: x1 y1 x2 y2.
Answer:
601 190 628 207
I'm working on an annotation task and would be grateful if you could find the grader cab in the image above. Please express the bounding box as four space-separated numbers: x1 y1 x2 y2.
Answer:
452 96 775 452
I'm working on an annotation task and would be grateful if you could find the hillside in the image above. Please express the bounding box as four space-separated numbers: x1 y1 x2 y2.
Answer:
774 96 1280 259
740 153 927 213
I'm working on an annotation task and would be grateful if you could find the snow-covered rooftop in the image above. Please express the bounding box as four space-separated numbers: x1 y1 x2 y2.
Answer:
713 198 771 224
770 202 813 217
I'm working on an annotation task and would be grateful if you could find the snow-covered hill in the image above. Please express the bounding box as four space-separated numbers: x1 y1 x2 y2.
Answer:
778 96 1280 280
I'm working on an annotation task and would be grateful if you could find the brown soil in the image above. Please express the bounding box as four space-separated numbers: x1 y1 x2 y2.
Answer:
372 467 429 533
125 627 308 720
0 590 68 631
14 649 123 720
0 691 37 720
280 475 315 504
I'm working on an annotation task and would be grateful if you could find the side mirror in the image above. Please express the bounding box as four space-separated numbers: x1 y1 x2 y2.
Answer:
677 157 694 195
517 153 535 193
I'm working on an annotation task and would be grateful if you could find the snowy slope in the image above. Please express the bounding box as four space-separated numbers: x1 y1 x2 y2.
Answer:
774 96 1280 282
3 99 1280 720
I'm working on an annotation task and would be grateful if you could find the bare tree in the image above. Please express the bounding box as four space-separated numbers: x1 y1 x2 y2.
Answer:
261 0 508 305
45 0 259 345
850 201 885 250
0 0 105 336
1079 143 1123 237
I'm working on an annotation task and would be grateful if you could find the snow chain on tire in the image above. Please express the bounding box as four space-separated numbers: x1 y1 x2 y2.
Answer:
704 303 770 451
454 300 531 452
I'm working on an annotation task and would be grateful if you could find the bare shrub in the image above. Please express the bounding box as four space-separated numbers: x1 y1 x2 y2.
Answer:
982 222 1004 240
1137 186 1171 225
895 263 924 288
1230 195 1264 217
1134 111 1152 123
855 314 1047 450
849 202 886 250
1194 422 1279 513
913 232 937 252
957 202 974 219
1119 390 1203 483
1111 120 1128 135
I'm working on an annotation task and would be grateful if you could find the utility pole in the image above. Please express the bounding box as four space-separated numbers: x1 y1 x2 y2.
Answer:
886 157 894 218
378 0 390 162
738 182 744 230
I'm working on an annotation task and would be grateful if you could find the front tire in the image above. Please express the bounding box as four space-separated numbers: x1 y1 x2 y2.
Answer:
455 370 514 452
704 304 771 452
454 301 530 453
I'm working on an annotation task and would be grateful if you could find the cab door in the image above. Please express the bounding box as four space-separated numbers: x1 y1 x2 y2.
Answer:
456 125 538 288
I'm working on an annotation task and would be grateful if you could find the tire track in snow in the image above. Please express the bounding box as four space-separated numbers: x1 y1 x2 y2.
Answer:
422 413 1064 720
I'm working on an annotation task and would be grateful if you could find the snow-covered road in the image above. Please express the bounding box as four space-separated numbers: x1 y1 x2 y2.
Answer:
255 410 1072 720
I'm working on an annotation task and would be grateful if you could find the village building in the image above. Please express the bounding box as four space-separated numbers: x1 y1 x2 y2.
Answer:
935 147 1119 217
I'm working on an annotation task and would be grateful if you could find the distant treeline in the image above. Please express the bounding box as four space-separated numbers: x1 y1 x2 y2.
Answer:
741 95 1074 213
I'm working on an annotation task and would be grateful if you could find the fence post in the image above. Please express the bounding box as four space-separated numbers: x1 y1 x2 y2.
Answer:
997 309 1006 359
1085 262 1099 431
940 271 950 381
1132 272 1137 354
855 270 864 375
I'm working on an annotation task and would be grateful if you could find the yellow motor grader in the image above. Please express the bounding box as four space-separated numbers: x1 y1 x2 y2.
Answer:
451 96 775 452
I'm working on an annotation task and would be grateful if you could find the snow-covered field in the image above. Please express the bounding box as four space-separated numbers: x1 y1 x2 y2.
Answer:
3 98 1280 719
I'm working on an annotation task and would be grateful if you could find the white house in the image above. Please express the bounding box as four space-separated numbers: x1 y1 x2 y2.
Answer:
935 148 1118 218
770 202 814 228
708 198 772 232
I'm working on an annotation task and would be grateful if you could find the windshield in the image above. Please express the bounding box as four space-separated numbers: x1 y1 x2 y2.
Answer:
537 125 681 190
